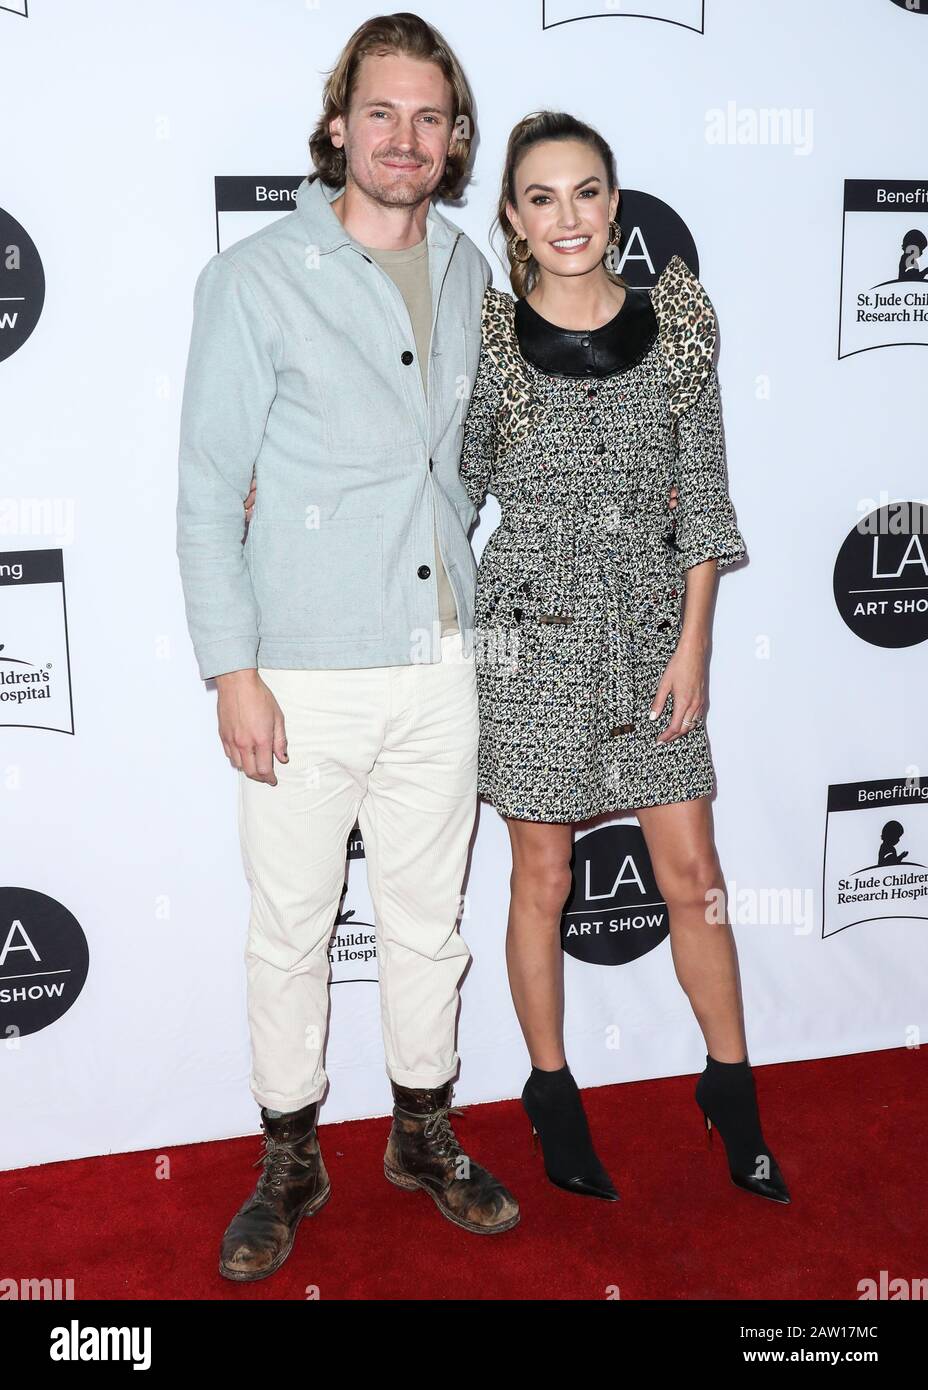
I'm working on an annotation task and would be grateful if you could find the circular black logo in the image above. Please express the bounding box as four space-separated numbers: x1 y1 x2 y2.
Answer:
833 501 928 647
0 207 45 362
0 888 89 1039
613 190 699 287
561 823 669 966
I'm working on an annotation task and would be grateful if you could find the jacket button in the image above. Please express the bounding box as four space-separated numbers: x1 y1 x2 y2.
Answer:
401 350 415 365
587 386 598 398
594 442 606 455
417 564 431 579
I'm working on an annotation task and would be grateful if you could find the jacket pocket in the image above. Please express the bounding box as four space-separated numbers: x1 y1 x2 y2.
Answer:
253 515 384 642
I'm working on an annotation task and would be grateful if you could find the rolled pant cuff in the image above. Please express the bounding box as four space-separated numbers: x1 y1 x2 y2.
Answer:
251 1084 326 1113
386 1062 459 1092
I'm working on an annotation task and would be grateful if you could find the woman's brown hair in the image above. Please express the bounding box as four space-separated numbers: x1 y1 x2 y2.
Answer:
308 11 476 200
496 110 627 297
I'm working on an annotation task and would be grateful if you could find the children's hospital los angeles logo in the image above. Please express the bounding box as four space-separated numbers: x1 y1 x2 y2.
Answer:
541 0 704 31
838 180 928 357
0 549 74 733
328 823 378 986
822 778 928 939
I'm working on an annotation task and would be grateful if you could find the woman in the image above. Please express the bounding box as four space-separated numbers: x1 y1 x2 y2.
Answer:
460 110 789 1205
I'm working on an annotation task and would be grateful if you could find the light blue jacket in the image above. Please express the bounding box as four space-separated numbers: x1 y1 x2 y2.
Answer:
176 176 490 680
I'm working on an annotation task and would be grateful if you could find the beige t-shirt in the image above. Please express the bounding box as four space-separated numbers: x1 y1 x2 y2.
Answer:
362 237 460 638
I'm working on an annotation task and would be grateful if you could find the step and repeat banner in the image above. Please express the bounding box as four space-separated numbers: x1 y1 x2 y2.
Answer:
2 0 925 1169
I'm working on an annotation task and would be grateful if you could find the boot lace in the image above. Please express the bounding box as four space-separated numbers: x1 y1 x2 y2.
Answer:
422 1094 468 1160
252 1129 315 1198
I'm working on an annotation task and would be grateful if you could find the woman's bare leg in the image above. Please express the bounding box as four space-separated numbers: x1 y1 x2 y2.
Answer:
635 795 747 1061
503 818 575 1070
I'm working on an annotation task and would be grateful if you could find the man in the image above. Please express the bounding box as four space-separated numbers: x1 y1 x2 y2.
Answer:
176 12 518 1283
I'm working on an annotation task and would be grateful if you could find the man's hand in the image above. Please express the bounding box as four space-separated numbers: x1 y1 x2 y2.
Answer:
215 669 288 784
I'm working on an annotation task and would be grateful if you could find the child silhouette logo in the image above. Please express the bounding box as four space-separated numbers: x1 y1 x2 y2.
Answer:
875 819 923 869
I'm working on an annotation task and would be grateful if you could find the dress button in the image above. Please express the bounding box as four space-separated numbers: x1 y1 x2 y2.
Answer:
428 458 434 471
594 442 606 455
401 350 415 365
581 336 591 347
417 564 431 579
587 387 598 398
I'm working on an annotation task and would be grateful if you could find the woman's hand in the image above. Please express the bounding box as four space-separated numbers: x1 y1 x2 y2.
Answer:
668 483 679 511
244 473 256 524
650 634 706 743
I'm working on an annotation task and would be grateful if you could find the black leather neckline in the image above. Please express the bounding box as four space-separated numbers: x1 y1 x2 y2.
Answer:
514 286 658 378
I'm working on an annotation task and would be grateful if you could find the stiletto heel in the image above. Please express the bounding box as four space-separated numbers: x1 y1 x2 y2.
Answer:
521 1064 619 1201
695 1054 791 1205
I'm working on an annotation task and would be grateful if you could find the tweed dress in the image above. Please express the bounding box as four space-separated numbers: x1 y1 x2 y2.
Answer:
459 254 747 823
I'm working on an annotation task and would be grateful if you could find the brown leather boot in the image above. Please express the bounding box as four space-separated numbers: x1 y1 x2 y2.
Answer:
219 1101 330 1281
383 1081 520 1234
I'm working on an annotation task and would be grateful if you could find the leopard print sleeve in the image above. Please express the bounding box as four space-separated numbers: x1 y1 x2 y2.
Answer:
653 255 747 572
459 287 504 511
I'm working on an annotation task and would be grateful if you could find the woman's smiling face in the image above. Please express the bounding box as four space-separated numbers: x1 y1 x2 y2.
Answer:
507 138 620 281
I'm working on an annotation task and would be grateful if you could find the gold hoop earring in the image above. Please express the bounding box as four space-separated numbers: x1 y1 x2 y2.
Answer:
508 233 532 264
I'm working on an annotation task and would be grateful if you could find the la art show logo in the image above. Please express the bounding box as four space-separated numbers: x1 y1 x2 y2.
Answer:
833 502 928 647
0 888 89 1039
838 180 928 357
542 0 704 31
0 2 28 17
0 205 45 362
0 549 74 733
561 823 669 966
822 778 927 938
610 192 700 288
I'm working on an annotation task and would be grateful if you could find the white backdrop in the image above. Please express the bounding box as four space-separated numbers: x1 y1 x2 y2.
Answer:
2 0 926 1170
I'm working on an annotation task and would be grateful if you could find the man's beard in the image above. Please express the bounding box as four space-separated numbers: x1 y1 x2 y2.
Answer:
349 149 438 208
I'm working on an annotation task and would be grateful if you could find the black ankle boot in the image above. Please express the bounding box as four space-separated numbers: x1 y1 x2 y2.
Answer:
695 1054 790 1204
521 1065 619 1201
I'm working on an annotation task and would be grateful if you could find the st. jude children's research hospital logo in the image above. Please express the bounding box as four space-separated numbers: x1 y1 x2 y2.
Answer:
838 180 928 357
822 779 928 939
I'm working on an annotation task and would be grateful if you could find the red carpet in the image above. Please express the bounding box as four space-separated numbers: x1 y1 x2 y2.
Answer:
3 1048 923 1300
